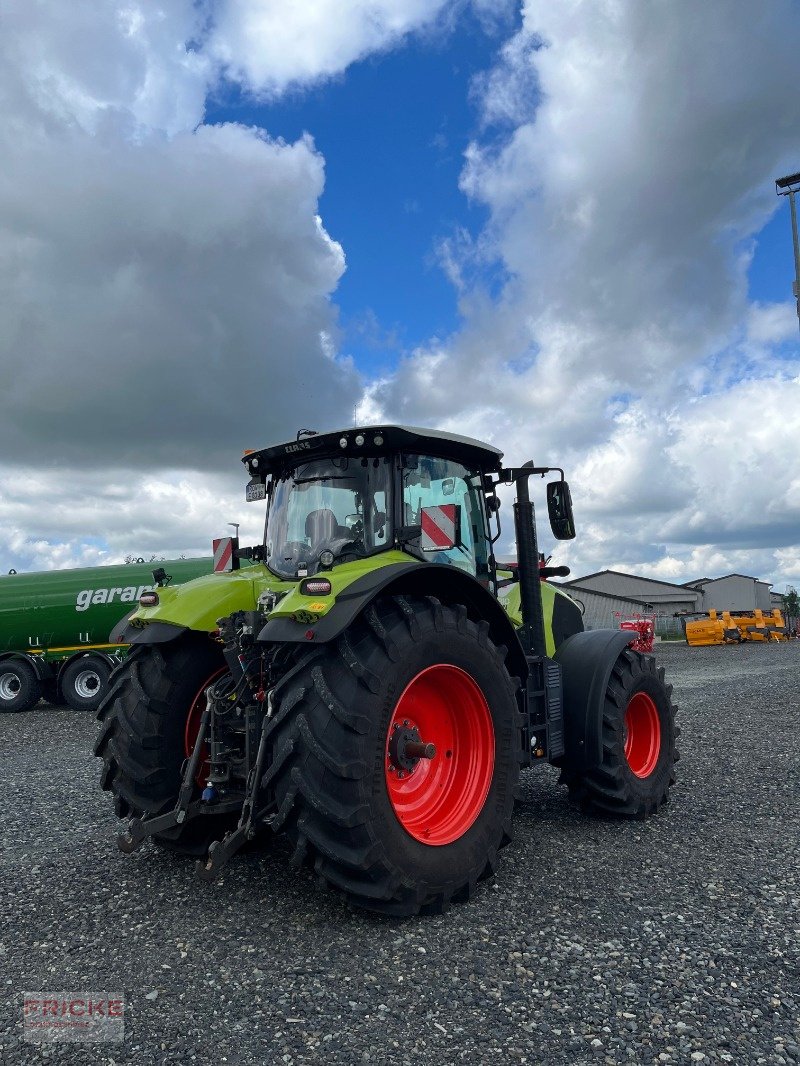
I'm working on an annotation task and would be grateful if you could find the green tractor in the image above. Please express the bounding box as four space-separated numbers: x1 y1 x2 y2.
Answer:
96 425 678 915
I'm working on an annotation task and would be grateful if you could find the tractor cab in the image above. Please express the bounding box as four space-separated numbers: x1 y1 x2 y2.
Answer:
244 425 505 586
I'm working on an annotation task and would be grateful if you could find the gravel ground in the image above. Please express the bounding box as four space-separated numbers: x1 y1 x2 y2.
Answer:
1 640 798 1065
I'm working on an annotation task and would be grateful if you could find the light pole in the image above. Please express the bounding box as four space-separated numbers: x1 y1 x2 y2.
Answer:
775 170 800 332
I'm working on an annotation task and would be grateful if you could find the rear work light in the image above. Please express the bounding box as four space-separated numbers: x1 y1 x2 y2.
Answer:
300 578 332 596
139 591 159 607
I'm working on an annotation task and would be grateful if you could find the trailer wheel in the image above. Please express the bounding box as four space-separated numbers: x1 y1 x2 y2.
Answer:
62 656 111 712
94 636 233 854
562 648 678 817
0 659 42 713
264 595 521 915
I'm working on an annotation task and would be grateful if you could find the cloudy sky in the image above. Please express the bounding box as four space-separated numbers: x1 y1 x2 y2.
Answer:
1 0 798 591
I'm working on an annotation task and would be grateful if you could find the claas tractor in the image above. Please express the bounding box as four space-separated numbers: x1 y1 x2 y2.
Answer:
95 426 678 916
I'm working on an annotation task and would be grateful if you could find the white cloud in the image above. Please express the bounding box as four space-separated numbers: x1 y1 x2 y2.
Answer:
2 0 799 601
747 301 797 346
0 0 374 571
0 464 265 572
1 0 210 136
206 0 453 97
0 1 364 474
371 0 800 591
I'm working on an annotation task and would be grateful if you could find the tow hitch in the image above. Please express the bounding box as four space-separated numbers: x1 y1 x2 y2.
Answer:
116 668 275 877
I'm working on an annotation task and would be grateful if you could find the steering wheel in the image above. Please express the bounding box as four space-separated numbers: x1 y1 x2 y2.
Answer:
277 541 314 565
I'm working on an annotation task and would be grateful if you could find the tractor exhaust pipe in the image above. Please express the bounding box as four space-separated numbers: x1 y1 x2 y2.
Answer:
513 467 547 659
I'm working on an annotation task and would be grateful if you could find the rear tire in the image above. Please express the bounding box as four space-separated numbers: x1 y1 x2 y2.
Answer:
94 636 233 854
62 656 110 712
264 595 521 915
561 649 678 817
0 659 41 713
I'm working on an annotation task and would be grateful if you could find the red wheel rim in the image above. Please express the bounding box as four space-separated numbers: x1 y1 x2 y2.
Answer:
184 666 227 787
385 664 495 846
624 692 661 778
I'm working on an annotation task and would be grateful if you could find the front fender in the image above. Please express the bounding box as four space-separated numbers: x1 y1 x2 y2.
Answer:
553 629 639 770
109 566 285 645
108 618 189 646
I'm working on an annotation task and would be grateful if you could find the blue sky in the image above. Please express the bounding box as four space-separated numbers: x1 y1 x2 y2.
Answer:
205 9 516 376
749 201 796 305
0 0 798 588
204 11 798 383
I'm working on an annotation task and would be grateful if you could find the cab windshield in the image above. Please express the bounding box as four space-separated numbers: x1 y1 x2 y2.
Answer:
265 456 392 579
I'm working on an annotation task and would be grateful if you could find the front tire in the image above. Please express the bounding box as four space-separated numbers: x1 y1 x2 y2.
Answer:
94 636 231 854
0 659 41 713
562 648 678 817
264 596 521 915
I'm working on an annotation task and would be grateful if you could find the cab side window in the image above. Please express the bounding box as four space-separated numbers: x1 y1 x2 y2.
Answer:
402 455 489 577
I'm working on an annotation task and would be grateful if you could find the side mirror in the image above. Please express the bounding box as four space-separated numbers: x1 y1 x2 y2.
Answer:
547 480 576 540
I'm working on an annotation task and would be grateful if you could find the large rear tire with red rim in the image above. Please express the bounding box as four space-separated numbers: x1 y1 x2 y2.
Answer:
561 648 678 817
263 595 522 915
94 636 235 854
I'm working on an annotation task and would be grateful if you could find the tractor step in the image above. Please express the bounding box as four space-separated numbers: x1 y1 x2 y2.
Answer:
524 655 564 762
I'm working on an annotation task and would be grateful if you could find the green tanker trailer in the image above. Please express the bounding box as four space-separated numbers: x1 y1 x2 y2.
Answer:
0 557 213 713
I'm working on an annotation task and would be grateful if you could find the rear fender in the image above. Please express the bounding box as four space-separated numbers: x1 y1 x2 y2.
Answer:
553 629 639 770
258 562 528 682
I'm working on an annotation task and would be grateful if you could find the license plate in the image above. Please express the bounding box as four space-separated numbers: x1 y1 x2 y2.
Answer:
245 480 266 502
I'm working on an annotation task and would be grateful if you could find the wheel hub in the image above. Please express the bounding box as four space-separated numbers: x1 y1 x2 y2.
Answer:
384 663 495 846
73 670 101 699
0 674 21 700
387 722 437 775
624 691 661 778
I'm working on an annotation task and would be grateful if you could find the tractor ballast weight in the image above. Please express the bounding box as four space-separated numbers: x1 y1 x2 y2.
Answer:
96 424 679 915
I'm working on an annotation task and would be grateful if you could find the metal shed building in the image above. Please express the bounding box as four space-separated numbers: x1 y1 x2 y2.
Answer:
683 574 773 612
560 569 778 636
560 570 701 637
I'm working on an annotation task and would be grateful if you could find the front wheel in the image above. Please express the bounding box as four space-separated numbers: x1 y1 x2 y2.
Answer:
561 648 678 817
264 595 522 915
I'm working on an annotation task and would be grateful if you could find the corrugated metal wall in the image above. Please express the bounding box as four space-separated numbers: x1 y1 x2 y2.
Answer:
564 587 689 637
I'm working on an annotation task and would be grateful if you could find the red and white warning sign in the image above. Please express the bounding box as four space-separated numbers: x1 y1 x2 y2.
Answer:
212 537 237 572
420 504 461 552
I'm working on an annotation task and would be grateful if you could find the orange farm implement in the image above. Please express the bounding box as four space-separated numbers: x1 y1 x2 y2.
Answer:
683 609 791 647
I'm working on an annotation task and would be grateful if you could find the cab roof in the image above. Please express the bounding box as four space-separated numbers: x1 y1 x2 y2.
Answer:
243 425 504 477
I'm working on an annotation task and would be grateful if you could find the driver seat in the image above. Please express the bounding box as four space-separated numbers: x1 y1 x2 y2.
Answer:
305 508 341 545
